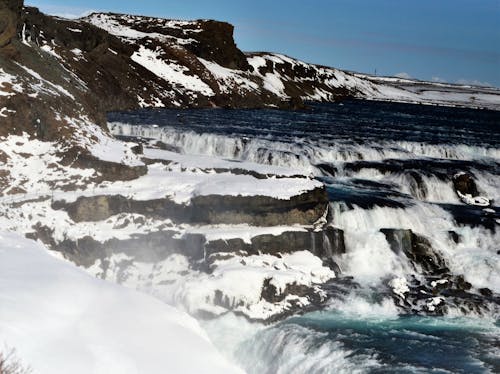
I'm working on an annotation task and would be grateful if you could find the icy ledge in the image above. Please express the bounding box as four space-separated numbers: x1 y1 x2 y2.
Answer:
0 232 243 374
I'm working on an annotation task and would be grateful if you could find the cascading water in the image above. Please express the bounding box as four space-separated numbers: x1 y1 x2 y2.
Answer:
108 101 500 373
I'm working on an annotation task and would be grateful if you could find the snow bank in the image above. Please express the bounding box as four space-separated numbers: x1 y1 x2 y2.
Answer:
173 251 335 320
0 232 243 374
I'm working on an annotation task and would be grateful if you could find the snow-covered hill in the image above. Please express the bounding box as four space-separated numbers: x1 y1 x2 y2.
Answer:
0 231 243 374
81 12 500 110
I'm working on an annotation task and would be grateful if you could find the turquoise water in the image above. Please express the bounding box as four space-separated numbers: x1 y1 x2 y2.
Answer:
236 311 500 373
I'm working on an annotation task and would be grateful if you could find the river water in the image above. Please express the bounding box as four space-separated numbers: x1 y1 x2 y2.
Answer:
109 101 499 373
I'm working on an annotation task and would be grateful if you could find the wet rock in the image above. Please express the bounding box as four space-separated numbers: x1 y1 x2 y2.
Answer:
380 229 448 274
182 187 329 226
452 172 479 197
205 226 345 271
316 163 338 177
452 172 490 207
439 203 498 230
455 275 472 291
448 231 461 244
392 272 500 318
261 278 318 304
131 143 143 155
405 170 428 199
479 288 493 297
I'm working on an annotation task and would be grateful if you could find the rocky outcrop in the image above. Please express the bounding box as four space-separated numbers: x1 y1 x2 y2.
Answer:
452 172 479 197
52 231 205 268
381 228 500 316
182 20 250 70
0 0 21 48
381 229 448 274
190 188 328 226
452 172 490 206
52 187 329 226
206 226 345 266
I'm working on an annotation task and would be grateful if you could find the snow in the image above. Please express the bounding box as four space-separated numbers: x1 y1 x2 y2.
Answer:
51 161 322 205
389 277 410 298
262 72 287 97
85 13 198 46
0 232 244 374
21 23 31 46
430 279 449 288
81 121 145 167
16 63 75 99
0 132 95 195
183 224 308 244
0 107 15 117
199 58 259 94
456 191 490 207
356 73 500 109
0 121 321 204
141 146 310 177
71 48 83 56
426 297 444 312
84 13 167 41
40 44 62 59
174 251 334 320
247 56 287 97
0 68 22 96
246 55 267 70
132 46 214 96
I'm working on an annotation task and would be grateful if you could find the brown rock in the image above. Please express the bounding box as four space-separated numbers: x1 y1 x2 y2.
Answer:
0 0 22 48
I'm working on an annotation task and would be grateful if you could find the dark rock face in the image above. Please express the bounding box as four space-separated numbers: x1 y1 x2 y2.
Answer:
190 187 328 226
58 232 206 268
452 172 479 197
206 226 345 268
52 187 329 226
69 153 148 183
0 0 22 48
380 228 500 316
21 7 168 117
381 229 448 273
183 20 250 70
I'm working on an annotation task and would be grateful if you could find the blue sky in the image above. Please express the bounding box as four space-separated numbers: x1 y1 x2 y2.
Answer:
27 0 500 87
